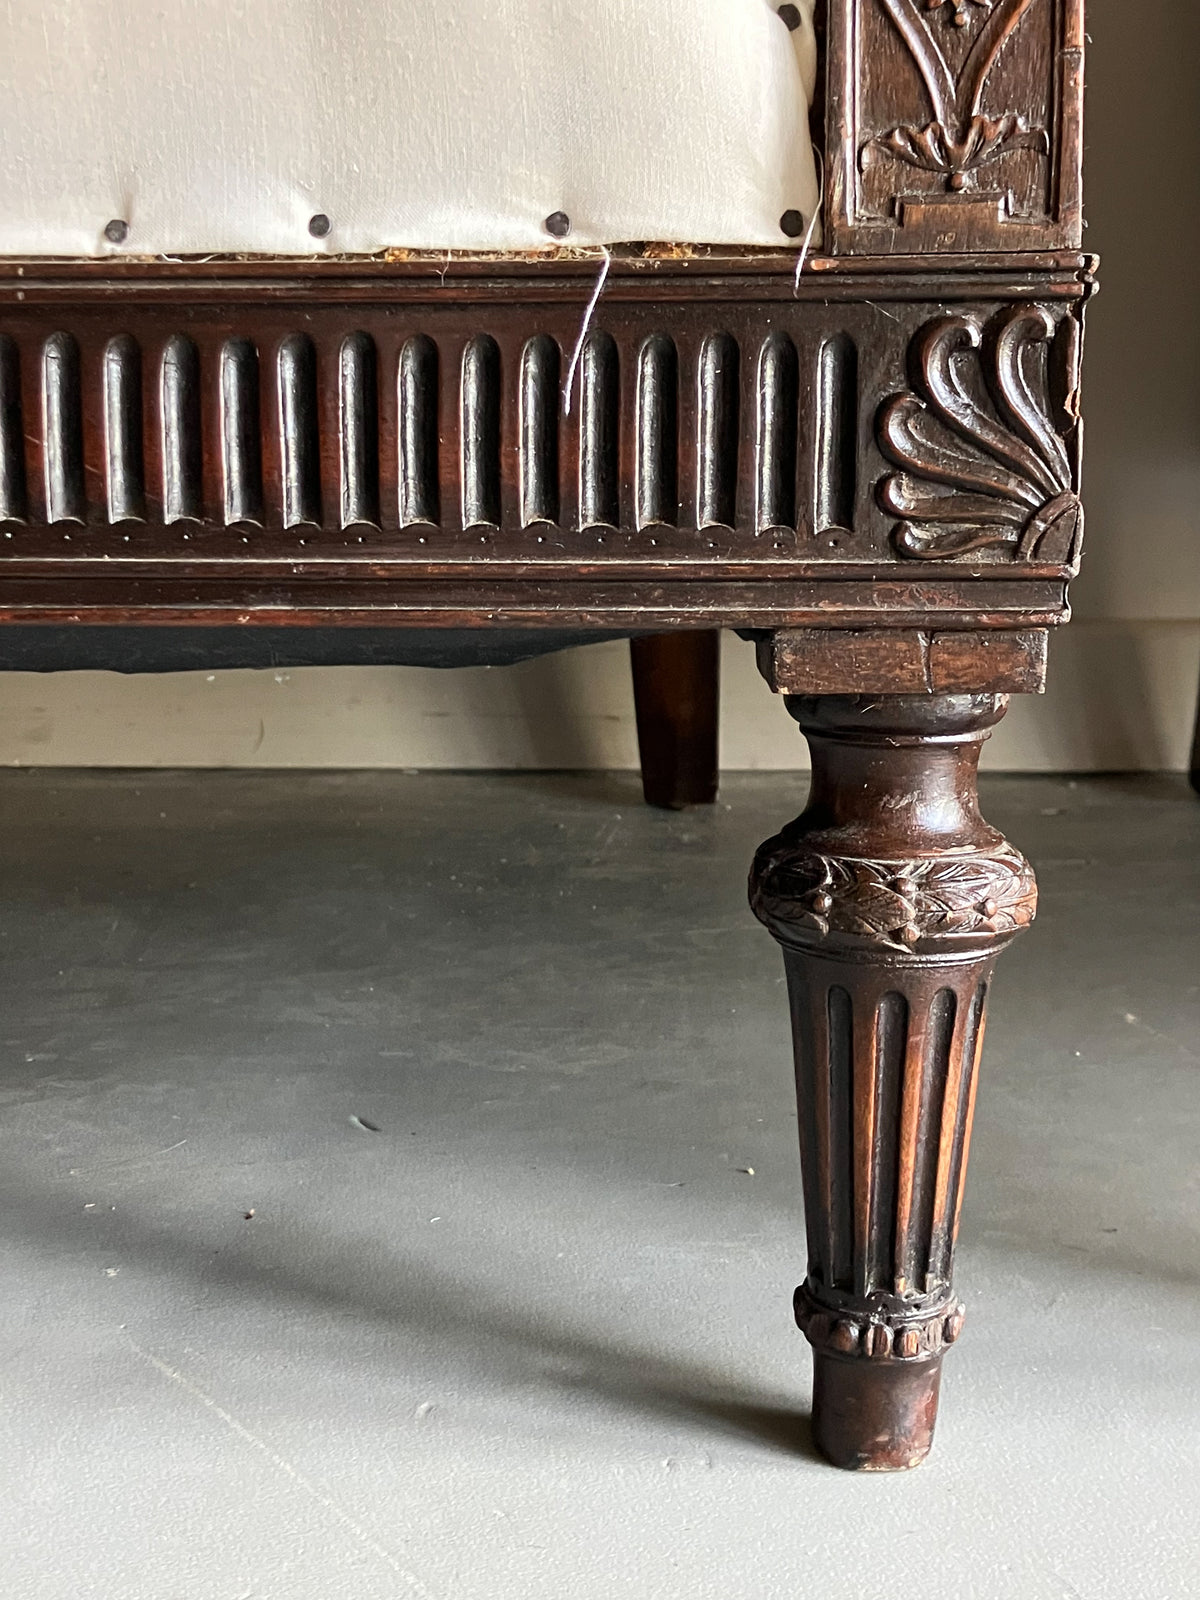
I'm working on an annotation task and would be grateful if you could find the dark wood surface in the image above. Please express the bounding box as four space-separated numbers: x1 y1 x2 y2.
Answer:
758 625 1047 694
630 632 720 808
0 0 1092 1470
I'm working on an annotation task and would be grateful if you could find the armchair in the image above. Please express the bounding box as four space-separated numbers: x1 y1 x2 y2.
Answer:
0 0 1090 1469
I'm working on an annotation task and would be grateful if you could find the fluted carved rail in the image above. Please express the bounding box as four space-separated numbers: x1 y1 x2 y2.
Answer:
0 322 845 542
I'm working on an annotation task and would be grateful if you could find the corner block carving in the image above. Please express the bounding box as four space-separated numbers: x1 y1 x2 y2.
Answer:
877 304 1084 564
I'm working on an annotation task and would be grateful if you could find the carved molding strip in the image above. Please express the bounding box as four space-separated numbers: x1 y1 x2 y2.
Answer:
0 317 809 546
878 304 1083 564
874 0 1047 189
751 840 1037 954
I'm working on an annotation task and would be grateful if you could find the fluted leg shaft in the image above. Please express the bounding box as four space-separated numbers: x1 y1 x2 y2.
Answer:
749 695 1036 1470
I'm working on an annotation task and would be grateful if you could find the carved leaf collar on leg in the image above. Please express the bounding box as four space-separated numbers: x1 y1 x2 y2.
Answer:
750 838 1037 954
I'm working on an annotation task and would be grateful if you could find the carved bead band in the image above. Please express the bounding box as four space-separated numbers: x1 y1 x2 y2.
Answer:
795 1285 966 1363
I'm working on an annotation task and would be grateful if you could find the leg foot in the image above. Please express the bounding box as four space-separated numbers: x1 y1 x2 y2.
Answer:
750 694 1035 1469
811 1349 943 1472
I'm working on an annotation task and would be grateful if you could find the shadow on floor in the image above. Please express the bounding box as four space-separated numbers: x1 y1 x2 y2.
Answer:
0 1158 823 1463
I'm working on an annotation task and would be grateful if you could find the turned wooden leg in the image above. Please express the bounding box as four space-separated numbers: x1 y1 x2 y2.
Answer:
749 694 1037 1471
630 631 720 808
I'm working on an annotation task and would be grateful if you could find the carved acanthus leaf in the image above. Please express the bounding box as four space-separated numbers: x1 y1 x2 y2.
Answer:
751 839 1037 954
878 306 1084 563
876 114 1048 183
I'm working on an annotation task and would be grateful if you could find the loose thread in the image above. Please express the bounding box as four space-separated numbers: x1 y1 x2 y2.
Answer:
562 245 612 416
793 167 824 297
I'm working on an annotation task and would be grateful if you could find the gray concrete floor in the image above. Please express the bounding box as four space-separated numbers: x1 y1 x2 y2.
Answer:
0 770 1197 1600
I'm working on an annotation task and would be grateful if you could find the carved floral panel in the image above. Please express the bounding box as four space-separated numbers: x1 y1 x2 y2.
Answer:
826 0 1084 252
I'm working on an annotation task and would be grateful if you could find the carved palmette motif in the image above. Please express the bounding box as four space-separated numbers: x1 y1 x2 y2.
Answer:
874 0 1047 189
877 304 1083 563
752 838 1036 953
827 0 1083 252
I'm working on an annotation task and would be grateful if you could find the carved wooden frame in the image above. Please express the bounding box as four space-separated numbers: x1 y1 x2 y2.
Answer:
0 255 1092 682
0 0 1092 1473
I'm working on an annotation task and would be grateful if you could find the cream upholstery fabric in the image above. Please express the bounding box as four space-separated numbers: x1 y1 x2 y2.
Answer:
0 0 819 256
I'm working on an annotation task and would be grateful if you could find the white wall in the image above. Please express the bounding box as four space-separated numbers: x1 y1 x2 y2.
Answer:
1 0 1196 773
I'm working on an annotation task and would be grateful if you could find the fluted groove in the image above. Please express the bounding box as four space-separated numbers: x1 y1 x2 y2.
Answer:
895 986 956 1295
519 335 560 527
943 978 989 1276
850 985 879 1297
826 985 855 1293
815 333 857 532
579 332 619 529
278 334 321 529
339 333 380 530
103 335 146 524
635 334 678 529
756 333 798 532
42 332 86 524
461 335 502 529
399 334 440 527
925 978 987 1288
698 333 739 529
869 992 907 1294
220 338 263 527
161 335 202 523
0 334 28 523
800 974 995 1303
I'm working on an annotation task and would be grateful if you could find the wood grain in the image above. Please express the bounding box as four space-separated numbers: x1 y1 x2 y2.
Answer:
757 627 1048 693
